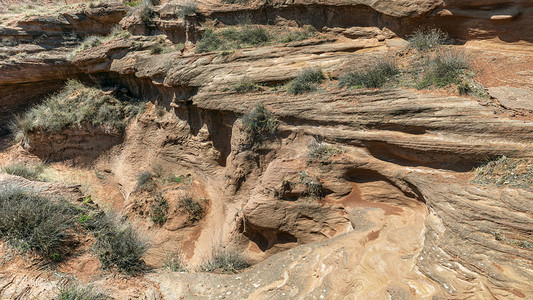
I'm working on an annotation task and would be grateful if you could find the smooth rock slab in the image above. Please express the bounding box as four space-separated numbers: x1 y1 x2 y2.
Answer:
489 86 533 110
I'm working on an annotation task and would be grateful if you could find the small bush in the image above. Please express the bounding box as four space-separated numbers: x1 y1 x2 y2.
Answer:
340 59 400 89
417 51 469 89
195 29 222 53
199 248 250 273
298 171 322 197
139 4 155 26
179 195 203 222
164 250 186 272
150 194 169 225
231 79 263 94
237 25 271 45
93 215 149 274
279 25 316 43
136 171 153 192
11 80 143 142
408 28 448 51
196 26 271 53
287 68 325 95
473 156 533 189
58 282 108 300
308 141 339 160
0 186 78 258
1 163 44 181
242 104 279 145
177 1 198 18
124 0 141 7
69 36 103 60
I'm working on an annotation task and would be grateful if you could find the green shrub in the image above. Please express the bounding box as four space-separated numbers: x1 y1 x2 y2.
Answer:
139 4 155 26
93 215 149 274
231 79 263 94
136 171 154 192
242 104 279 145
199 248 250 273
339 59 400 89
308 141 339 160
473 156 533 189
408 28 448 51
124 0 141 7
164 250 186 272
69 35 103 59
237 25 270 45
177 1 198 18
196 26 271 53
150 194 169 225
298 171 322 197
417 51 469 89
195 29 222 53
1 163 44 181
11 80 143 142
287 68 325 94
0 186 78 259
178 195 203 222
58 282 108 300
279 25 315 43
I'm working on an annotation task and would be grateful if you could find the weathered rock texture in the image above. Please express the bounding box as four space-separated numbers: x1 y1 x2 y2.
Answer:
0 2 127 131
0 0 532 299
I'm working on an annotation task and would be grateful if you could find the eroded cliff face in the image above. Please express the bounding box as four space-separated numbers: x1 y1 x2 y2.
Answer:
0 1 532 299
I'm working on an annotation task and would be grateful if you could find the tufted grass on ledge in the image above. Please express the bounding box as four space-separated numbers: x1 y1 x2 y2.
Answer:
1 163 45 181
10 80 143 143
473 156 533 189
340 59 400 89
199 248 250 273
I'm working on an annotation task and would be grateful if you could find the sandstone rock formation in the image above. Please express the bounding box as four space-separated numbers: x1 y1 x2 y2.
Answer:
0 0 532 299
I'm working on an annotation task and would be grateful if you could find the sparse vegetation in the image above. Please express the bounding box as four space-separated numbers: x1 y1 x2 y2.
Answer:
279 25 316 43
171 175 185 183
1 163 44 181
124 0 141 7
136 171 154 192
0 186 78 259
195 24 315 54
416 50 470 89
473 156 533 189
0 37 19 47
93 214 149 275
298 171 322 197
150 194 169 225
196 26 272 53
241 104 279 145
408 28 448 51
164 250 186 272
177 1 199 18
58 282 108 300
340 59 400 89
221 0 250 3
199 248 250 273
231 79 264 94
492 231 533 250
149 36 182 55
308 141 340 160
69 35 103 60
178 195 203 222
11 80 143 142
287 68 325 94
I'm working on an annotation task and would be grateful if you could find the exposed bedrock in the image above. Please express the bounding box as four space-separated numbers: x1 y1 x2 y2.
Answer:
0 2 127 132
124 0 533 44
